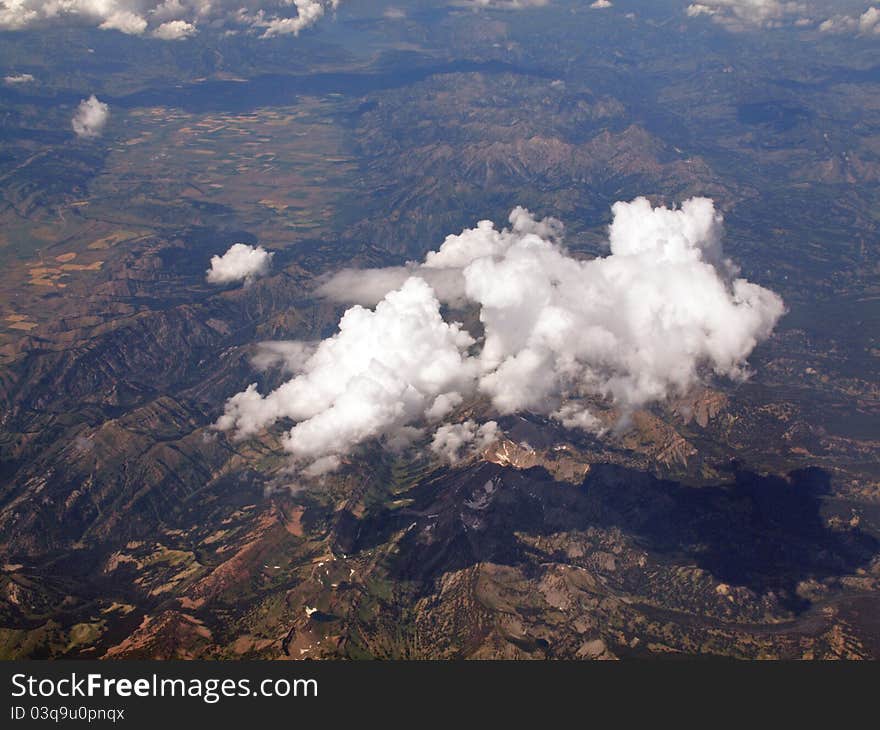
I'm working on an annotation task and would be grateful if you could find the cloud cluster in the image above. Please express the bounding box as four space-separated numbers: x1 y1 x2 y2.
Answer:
71 95 109 138
218 197 784 476
0 0 337 39
819 6 880 35
685 0 807 28
206 243 273 285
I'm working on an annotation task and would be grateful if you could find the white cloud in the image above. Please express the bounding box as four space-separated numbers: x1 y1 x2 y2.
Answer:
0 0 337 38
466 199 783 414
590 0 612 8
206 243 273 285
71 95 109 139
685 1 808 28
99 9 148 34
431 420 499 464
219 197 784 476
217 277 478 470
860 5 880 32
552 403 603 433
256 0 329 37
819 6 880 36
686 3 718 16
152 19 196 39
425 392 463 421
3 73 34 84
317 265 470 307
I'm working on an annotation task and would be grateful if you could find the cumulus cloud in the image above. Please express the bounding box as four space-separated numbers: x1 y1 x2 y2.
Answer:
217 277 479 470
152 19 196 38
218 197 784 476
206 243 273 285
590 0 612 8
819 6 880 35
255 0 332 37
71 95 109 139
685 0 808 28
0 0 337 38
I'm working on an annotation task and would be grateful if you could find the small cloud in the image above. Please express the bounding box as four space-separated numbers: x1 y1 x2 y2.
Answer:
3 73 34 85
431 420 499 464
206 243 274 286
590 0 612 8
686 3 717 17
153 20 197 40
71 95 109 139
552 403 604 434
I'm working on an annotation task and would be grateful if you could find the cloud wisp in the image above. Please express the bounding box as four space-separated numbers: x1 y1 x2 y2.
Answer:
217 197 785 476
454 0 549 10
0 0 338 39
71 95 109 138
431 420 500 464
206 243 274 285
3 73 35 84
